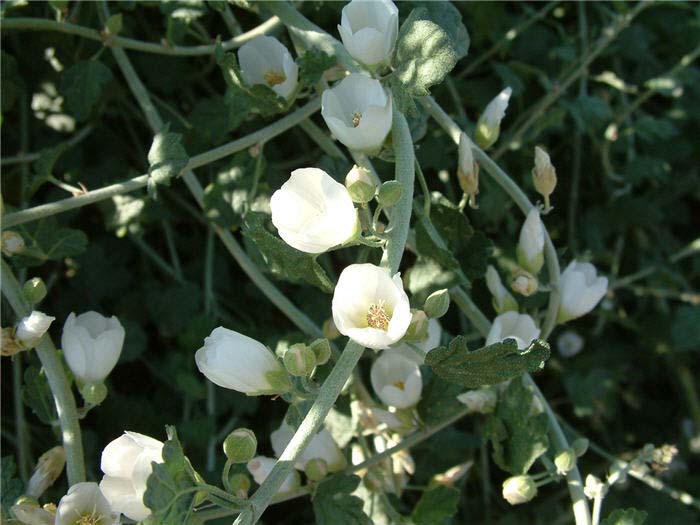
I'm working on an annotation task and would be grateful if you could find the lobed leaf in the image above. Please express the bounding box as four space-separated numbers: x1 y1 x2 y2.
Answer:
411 485 460 525
313 474 372 525
60 60 113 121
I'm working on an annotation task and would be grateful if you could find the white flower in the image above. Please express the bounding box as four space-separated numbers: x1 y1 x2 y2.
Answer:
557 330 584 358
486 266 518 314
195 327 288 395
15 311 54 347
457 388 497 414
389 318 441 364
55 482 118 525
370 351 422 409
502 475 537 505
237 36 298 99
558 261 608 323
270 168 360 254
475 87 512 149
61 312 125 383
270 423 346 472
486 312 540 350
332 263 412 350
247 456 300 493
338 0 399 67
99 432 164 522
321 73 392 153
517 208 545 274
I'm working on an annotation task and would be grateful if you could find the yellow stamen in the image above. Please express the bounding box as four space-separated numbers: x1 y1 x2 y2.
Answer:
77 515 100 525
392 380 405 390
367 300 390 331
352 112 362 127
264 70 286 87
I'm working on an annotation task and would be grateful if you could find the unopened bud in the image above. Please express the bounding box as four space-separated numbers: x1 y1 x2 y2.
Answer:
457 132 480 208
457 388 497 414
283 343 316 377
572 437 589 457
345 165 376 204
555 449 577 475
532 146 557 212
424 289 450 319
229 473 251 499
584 474 607 499
2 230 26 257
305 457 329 481
475 87 512 150
309 338 331 366
224 428 258 463
511 269 538 296
1 327 22 356
377 180 402 207
27 446 65 498
502 475 537 505
22 278 47 305
15 311 55 349
403 310 429 342
80 381 108 405
323 318 341 340
11 502 53 525
486 265 518 314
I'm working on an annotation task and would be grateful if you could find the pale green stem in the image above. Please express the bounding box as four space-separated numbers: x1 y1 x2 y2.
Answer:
221 4 243 36
297 119 347 161
591 493 604 525
449 287 491 336
1 16 281 56
13 353 29 481
1 125 94 166
1 259 85 485
130 235 184 283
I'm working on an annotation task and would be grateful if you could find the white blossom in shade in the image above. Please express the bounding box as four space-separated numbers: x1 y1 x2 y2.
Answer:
486 311 540 350
237 36 298 99
370 351 422 409
338 0 399 67
15 311 54 347
457 388 498 414
557 330 584 358
517 208 545 274
389 318 441 364
61 312 125 383
1 230 25 256
99 432 164 522
247 456 300 493
331 263 412 350
475 87 512 149
270 168 360 254
502 475 537 505
558 261 609 323
486 265 518 314
195 327 288 395
55 482 118 525
321 73 392 153
270 423 346 472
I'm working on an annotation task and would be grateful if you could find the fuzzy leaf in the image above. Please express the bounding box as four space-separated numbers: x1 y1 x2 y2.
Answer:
411 485 460 525
601 508 648 525
147 124 189 197
22 366 59 425
60 60 113 121
298 49 336 88
403 1 470 59
1 456 24 520
14 217 88 267
313 474 372 525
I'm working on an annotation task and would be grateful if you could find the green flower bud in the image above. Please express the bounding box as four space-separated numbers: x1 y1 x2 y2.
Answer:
377 180 402 207
345 165 376 204
223 428 258 463
264 369 292 394
305 458 329 482
80 381 108 406
283 343 316 377
572 437 589 458
22 278 47 305
402 310 429 342
229 473 251 499
424 289 450 319
502 475 537 505
309 338 331 366
475 87 512 150
554 449 577 475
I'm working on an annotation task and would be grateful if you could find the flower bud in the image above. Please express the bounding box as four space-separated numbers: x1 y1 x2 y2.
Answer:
402 310 429 342
309 338 331 366
377 180 402 207
338 0 399 67
424 289 450 319
238 36 298 100
572 437 590 458
1 230 25 256
305 458 329 482
511 269 538 297
558 261 608 323
345 165 376 204
229 473 251 499
22 278 47 305
457 132 480 208
62 311 124 383
532 146 557 211
457 387 498 414
555 449 577 475
283 343 316 377
27 446 65 498
223 428 258 463
584 474 607 499
502 475 537 505
517 208 545 275
80 381 108 405
475 87 512 149
16 311 55 349
1 327 22 356
486 266 518 314
11 503 54 525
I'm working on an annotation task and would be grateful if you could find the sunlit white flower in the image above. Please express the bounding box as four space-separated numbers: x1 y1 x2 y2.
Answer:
486 266 518 314
557 330 584 358
237 36 298 99
457 388 498 414
371 351 422 409
338 0 399 67
61 312 125 383
15 311 54 347
475 87 512 149
517 208 545 274
486 311 540 350
389 318 441 364
558 261 608 323
56 482 118 525
271 423 346 472
270 168 360 254
321 73 392 153
195 327 289 395
100 431 164 522
247 456 300 493
332 263 412 350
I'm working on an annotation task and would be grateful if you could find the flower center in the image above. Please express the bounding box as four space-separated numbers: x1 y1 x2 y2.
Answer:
351 111 362 127
76 514 101 525
264 70 286 87
392 380 405 390
367 301 390 331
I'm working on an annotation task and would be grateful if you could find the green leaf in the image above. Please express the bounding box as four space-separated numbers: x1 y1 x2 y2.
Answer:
1 51 22 113
417 374 464 426
242 212 334 293
672 306 700 352
30 142 69 195
105 13 123 35
601 508 648 525
60 60 113 121
411 485 460 525
313 474 372 525
14 217 88 267
298 49 336 88
425 336 551 389
403 1 470 59
1 456 24 520
22 366 59 425
485 378 549 475
147 124 189 197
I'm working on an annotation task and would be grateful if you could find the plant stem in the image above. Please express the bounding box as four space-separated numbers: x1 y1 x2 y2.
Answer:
1 259 86 485
1 16 281 56
449 287 491 336
13 353 30 481
1 125 94 166
298 119 347 161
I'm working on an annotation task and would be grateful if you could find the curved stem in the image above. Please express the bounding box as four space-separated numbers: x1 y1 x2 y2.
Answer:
1 125 94 166
1 16 281 56
1 259 86 485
